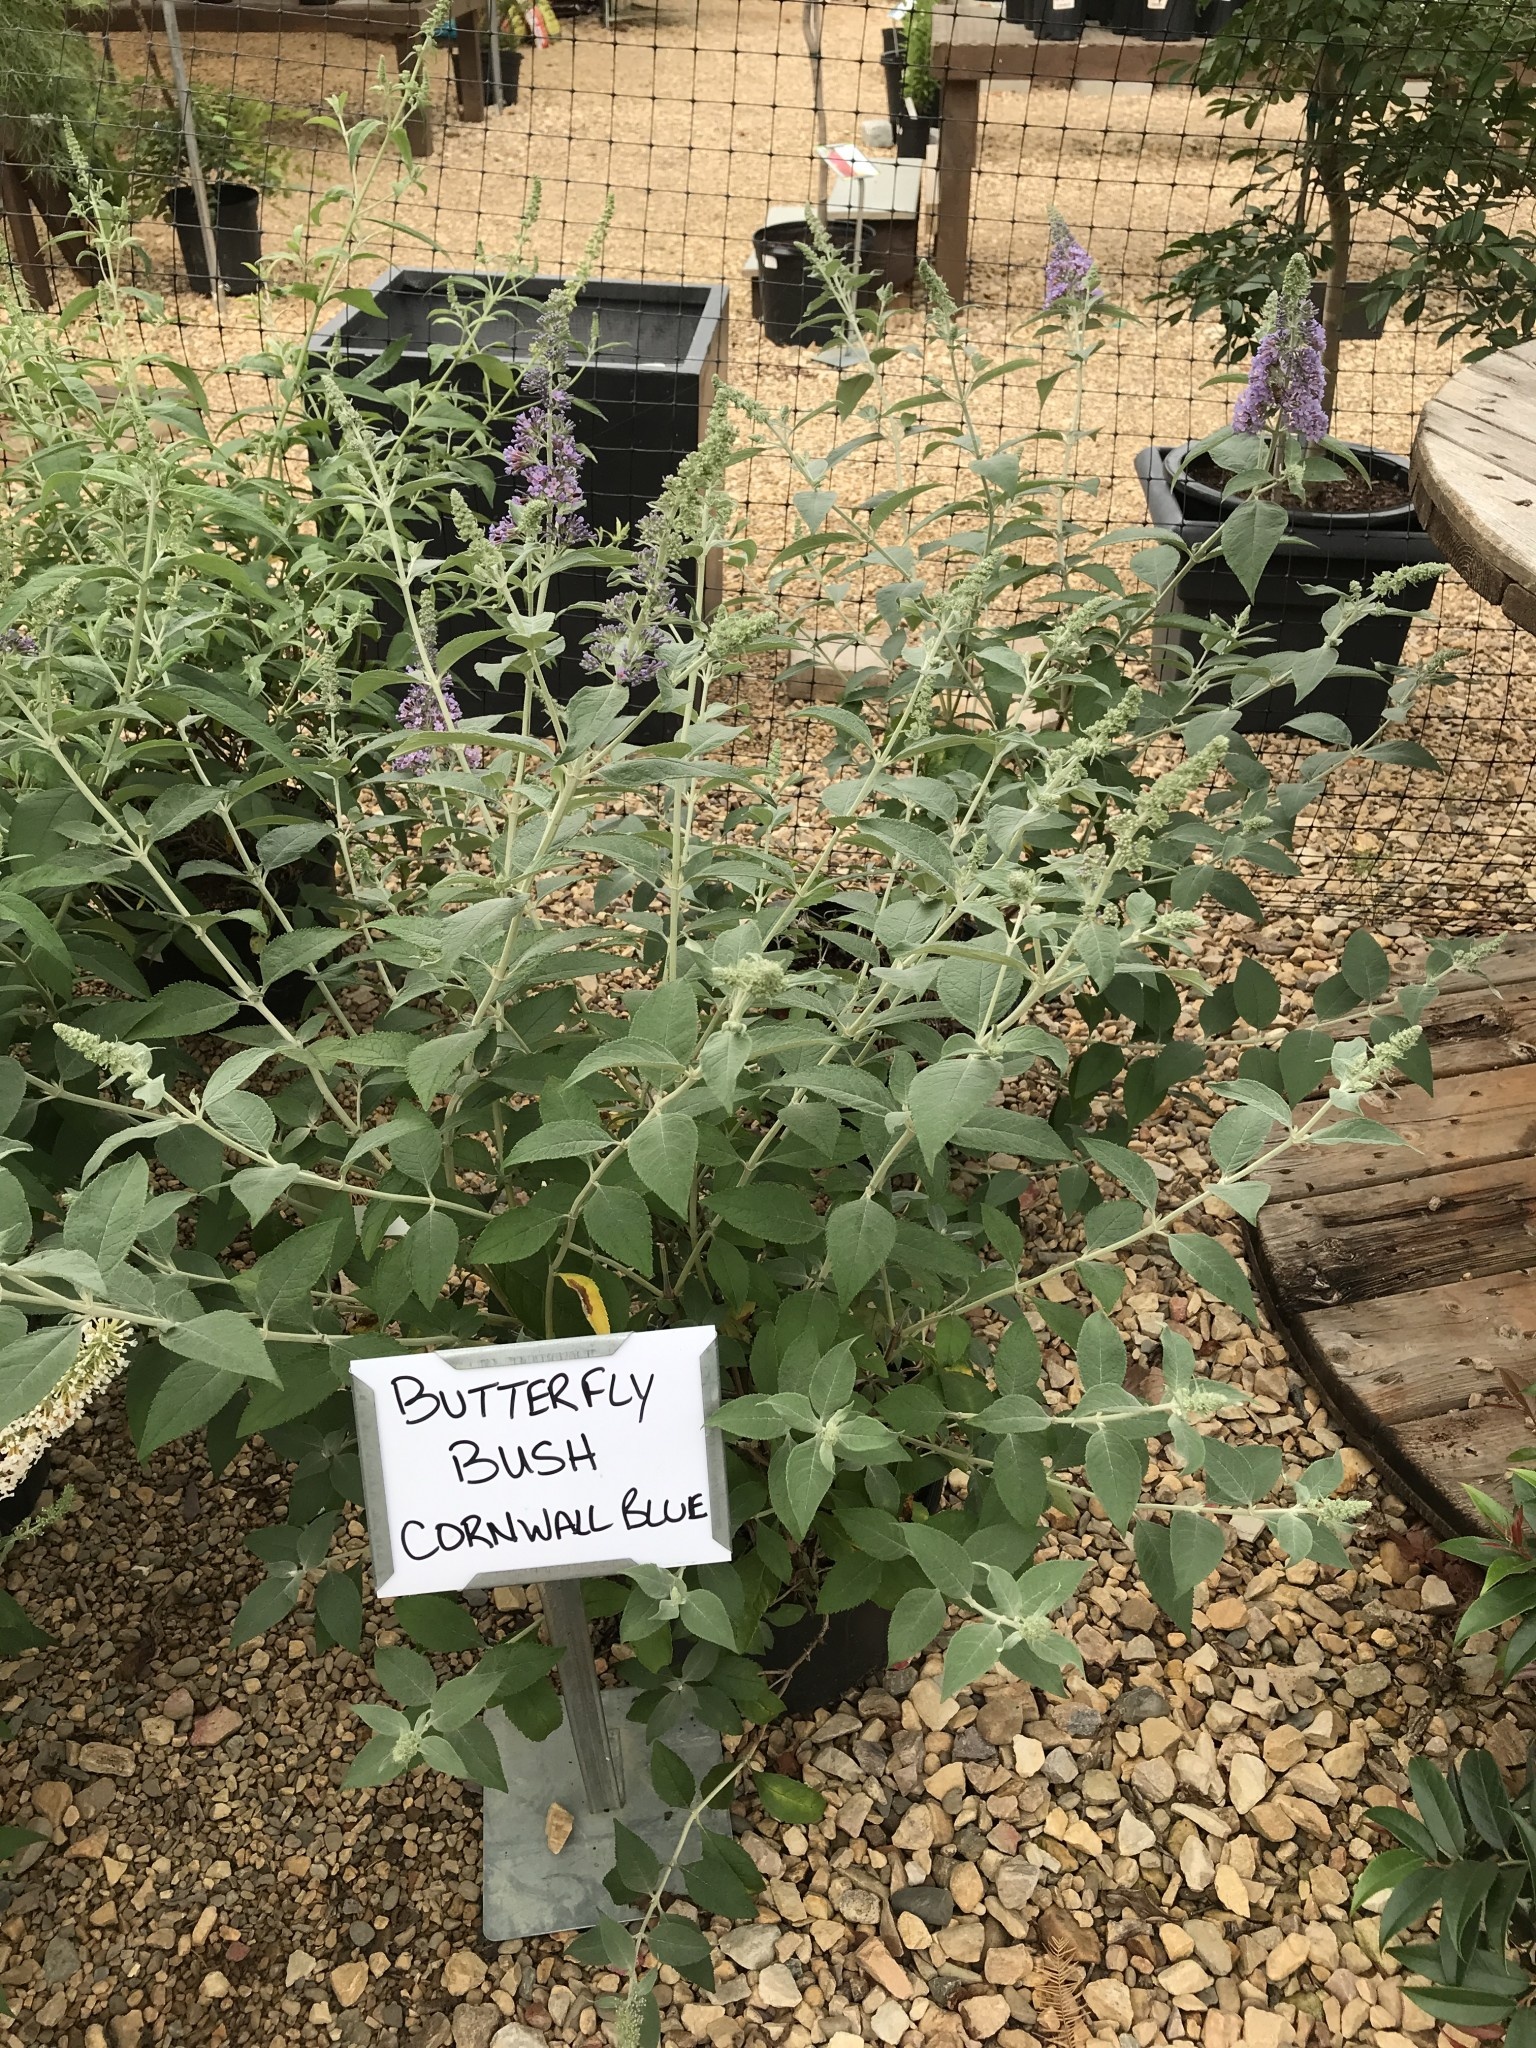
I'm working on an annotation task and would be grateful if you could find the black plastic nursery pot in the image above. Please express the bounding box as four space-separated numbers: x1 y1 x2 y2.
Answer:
1006 0 1085 38
1134 441 1443 742
481 36 523 101
1107 0 1203 36
768 1600 893 1716
1308 278 1391 343
309 267 728 709
880 30 906 123
753 219 862 346
168 182 263 297
0 1456 49 1543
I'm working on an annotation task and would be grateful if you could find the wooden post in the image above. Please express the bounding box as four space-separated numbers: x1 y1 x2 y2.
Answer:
537 1580 623 1815
0 164 55 310
931 75 978 302
157 0 224 305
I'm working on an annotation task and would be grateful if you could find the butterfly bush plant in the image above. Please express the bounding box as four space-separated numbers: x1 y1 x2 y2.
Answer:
0 75 1476 1980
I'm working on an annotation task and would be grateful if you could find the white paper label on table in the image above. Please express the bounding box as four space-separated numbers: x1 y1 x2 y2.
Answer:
818 142 879 180
351 1327 731 1597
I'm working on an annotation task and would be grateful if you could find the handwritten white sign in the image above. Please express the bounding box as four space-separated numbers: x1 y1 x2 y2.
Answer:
350 1328 731 1598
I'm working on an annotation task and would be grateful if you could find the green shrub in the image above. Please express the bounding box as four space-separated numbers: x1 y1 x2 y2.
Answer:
0 78 1476 1996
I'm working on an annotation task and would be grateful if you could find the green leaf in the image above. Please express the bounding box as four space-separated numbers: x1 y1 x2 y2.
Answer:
63 1156 148 1271
1232 957 1281 1028
375 1644 438 1708
472 1191 567 1265
904 1522 975 1603
1134 1518 1193 1635
906 1057 1003 1169
629 1111 697 1216
1209 1106 1274 1175
406 1029 486 1110
769 1438 833 1542
314 1568 364 1654
0 1167 29 1262
611 1820 663 1899
405 1210 459 1306
0 1589 50 1653
1167 1232 1259 1324
941 1620 1005 1697
431 1661 511 1730
380 1596 475 1657
584 1186 655 1275
888 1585 946 1664
824 1200 897 1305
165 1311 279 1384
229 1165 302 1225
342 1734 408 1789
1169 1512 1226 1594
754 1772 827 1824
1201 1436 1283 1507
679 1588 738 1650
1085 1431 1146 1531
230 1570 302 1647
1219 494 1289 599
139 1355 242 1458
1408 1757 1467 1861
0 1325 80 1435
507 1119 612 1165
706 1183 821 1245
647 1913 714 1989
430 1716 508 1792
1341 931 1391 1002
650 1742 696 1808
1075 1312 1127 1391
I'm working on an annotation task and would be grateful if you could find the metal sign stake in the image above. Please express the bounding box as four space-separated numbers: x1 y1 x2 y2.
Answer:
538 1578 623 1813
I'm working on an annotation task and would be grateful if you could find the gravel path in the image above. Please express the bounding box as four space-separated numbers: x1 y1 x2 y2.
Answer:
0 918 1516 2048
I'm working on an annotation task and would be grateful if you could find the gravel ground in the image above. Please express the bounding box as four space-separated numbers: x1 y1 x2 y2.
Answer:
0 917 1521 2048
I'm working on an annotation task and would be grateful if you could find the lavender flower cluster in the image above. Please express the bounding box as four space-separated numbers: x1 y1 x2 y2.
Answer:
488 371 592 546
1043 209 1097 309
1232 255 1330 448
0 629 38 656
391 674 486 776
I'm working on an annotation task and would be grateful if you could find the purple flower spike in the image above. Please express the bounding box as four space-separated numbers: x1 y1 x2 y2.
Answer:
0 629 38 656
391 671 485 776
1043 207 1098 308
1233 254 1329 449
489 297 593 546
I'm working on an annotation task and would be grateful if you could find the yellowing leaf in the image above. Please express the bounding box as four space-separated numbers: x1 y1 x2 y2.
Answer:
557 1271 610 1334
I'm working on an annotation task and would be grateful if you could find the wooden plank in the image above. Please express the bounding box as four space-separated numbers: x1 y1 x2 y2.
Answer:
1412 343 1536 634
1265 1061 1536 1203
931 21 1204 82
1298 1269 1536 1424
1396 1406 1534 1525
85 0 443 33
931 76 978 302
1253 1154 1536 1309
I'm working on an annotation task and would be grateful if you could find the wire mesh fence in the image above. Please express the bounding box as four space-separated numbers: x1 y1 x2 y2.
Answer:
6 0 1536 933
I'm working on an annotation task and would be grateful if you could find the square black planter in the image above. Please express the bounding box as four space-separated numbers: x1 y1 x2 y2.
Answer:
1134 443 1443 742
309 268 728 718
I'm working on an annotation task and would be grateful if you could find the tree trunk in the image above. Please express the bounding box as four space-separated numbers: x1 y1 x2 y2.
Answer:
1319 169 1351 422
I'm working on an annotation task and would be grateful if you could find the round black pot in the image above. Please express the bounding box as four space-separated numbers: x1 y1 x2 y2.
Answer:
1134 440 1442 742
1108 0 1201 34
894 108 940 155
482 38 523 102
1162 439 1417 531
753 218 860 347
1007 0 1085 36
879 35 907 125
767 1601 892 1716
168 183 263 298
0 1457 50 1542
1308 278 1391 343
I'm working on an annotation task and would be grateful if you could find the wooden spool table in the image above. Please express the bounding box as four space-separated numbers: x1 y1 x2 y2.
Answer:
1249 937 1536 1530
928 2 1204 299
1411 339 1536 635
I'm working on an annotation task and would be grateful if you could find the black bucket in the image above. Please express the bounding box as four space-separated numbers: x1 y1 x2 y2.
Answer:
482 38 523 102
753 219 858 347
1108 0 1201 34
1007 0 1086 36
169 183 262 298
880 35 906 124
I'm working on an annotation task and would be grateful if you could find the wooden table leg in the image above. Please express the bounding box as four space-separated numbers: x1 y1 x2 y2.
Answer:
931 76 979 304
452 3 487 124
0 163 54 310
395 34 435 159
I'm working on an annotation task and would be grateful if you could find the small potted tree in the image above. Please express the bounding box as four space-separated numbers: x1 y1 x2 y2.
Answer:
1135 253 1443 739
890 0 941 155
112 83 294 298
1156 0 1536 406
